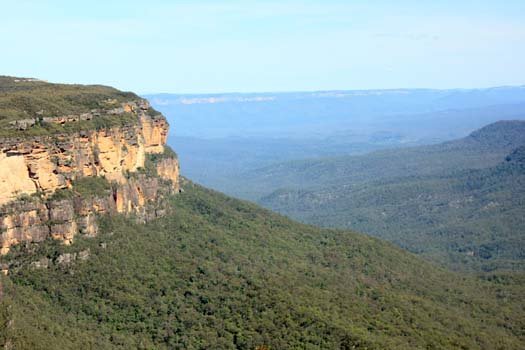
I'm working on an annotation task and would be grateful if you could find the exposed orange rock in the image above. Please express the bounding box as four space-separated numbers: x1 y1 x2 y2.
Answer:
157 158 181 192
0 201 49 255
140 114 168 154
0 99 179 255
0 100 169 206
0 153 36 205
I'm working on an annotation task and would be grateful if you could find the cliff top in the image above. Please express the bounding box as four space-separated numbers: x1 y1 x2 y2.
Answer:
0 76 158 137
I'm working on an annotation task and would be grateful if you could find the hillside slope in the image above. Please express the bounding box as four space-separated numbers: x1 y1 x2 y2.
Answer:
228 120 525 200
1 182 524 349
262 148 525 271
149 88 525 194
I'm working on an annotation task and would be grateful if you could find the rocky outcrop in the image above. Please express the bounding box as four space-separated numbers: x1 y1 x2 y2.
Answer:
0 99 168 205
0 201 49 255
0 170 178 254
156 158 181 193
0 157 180 255
0 98 179 256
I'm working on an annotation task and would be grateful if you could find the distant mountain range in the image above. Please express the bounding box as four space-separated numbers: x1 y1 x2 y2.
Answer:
146 86 525 196
146 86 525 139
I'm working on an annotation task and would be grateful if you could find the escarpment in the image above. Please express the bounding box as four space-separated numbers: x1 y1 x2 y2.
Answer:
0 101 168 203
0 77 180 256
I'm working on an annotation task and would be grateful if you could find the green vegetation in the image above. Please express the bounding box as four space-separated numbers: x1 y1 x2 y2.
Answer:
0 76 141 137
0 76 137 121
0 113 140 138
147 145 178 164
1 183 524 349
49 177 112 201
72 176 112 198
255 121 525 272
262 150 525 271
135 145 179 178
225 120 525 200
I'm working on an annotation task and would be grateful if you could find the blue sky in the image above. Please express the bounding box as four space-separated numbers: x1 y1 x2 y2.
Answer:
1 0 525 93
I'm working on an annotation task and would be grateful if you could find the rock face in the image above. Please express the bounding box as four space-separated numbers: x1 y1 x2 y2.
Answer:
0 100 168 205
0 99 179 255
156 158 181 193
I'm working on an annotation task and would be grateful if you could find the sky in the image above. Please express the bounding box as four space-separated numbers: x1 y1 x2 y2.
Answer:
1 0 525 93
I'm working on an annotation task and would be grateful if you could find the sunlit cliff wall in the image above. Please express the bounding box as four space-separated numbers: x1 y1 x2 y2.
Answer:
0 100 180 255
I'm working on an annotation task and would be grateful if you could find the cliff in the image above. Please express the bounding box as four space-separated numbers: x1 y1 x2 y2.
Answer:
0 77 180 257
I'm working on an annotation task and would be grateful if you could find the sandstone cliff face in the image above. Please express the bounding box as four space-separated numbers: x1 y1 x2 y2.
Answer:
0 169 180 255
156 158 181 193
0 100 168 205
0 99 179 256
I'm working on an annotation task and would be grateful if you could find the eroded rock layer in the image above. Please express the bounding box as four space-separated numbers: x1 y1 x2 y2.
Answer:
0 99 179 255
0 100 168 205
0 168 179 255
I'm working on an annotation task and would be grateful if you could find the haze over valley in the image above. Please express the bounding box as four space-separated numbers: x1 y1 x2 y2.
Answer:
148 87 525 195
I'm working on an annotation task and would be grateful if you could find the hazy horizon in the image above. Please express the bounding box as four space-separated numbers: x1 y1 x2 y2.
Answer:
143 85 525 96
4 75 525 96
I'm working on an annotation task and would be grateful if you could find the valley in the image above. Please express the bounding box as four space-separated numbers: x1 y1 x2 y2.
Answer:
0 77 524 349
